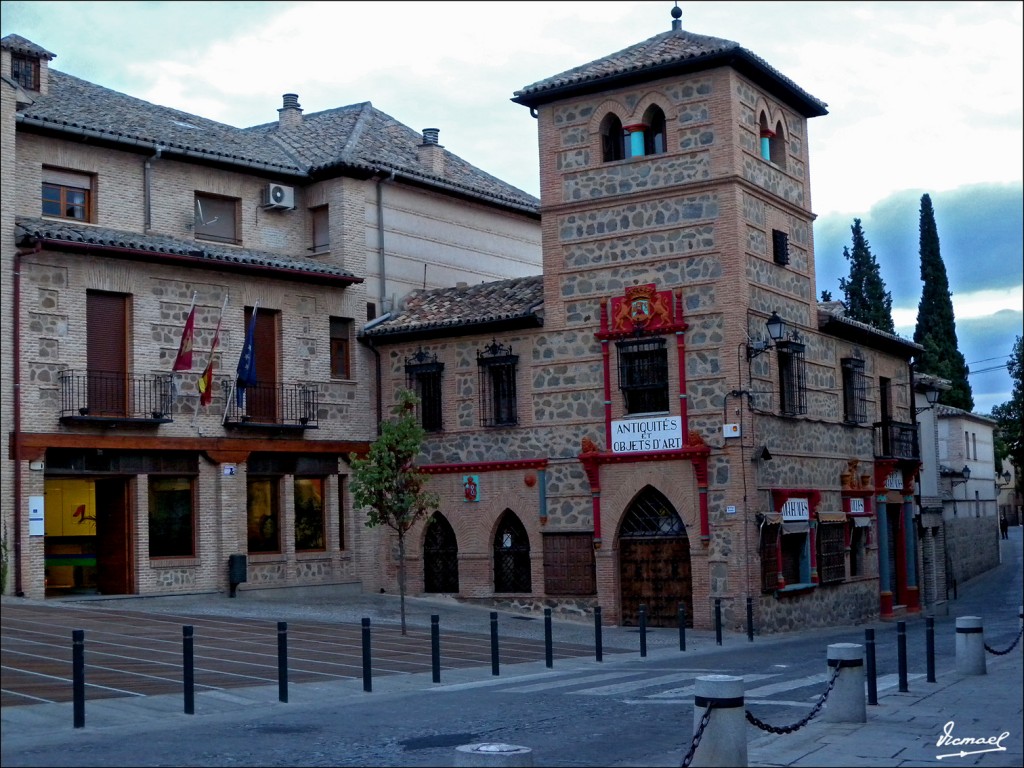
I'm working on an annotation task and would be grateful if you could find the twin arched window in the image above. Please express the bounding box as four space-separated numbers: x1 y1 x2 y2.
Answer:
601 104 667 163
758 111 787 169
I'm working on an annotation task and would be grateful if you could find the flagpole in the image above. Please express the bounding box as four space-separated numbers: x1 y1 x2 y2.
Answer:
194 293 228 428
224 299 258 426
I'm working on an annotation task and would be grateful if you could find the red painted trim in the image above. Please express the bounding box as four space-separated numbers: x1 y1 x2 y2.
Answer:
420 458 549 474
623 123 647 133
674 288 690 433
600 299 613 450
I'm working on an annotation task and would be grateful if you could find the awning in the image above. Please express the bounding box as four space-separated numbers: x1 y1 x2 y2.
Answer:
782 521 809 535
817 511 846 523
852 516 871 527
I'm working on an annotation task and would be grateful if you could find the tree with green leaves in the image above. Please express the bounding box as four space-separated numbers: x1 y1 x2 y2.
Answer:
991 335 1023 495
912 194 973 411
349 389 439 635
837 218 895 333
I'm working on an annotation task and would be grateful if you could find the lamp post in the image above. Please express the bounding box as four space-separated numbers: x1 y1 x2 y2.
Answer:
915 386 941 414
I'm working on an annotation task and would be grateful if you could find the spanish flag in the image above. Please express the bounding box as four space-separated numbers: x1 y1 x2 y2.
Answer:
197 314 222 407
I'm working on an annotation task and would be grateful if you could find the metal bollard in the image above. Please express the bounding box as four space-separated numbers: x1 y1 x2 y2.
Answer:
679 603 687 652
454 743 534 767
746 597 754 642
639 604 647 658
897 621 908 692
362 617 372 692
594 606 603 663
490 612 500 676
431 615 441 683
278 621 288 703
544 608 553 668
72 629 85 728
691 675 747 767
926 617 936 683
864 628 878 705
714 598 722 646
183 625 195 714
955 616 986 675
824 643 866 723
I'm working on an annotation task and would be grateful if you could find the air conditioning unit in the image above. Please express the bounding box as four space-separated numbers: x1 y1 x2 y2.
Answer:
263 183 295 210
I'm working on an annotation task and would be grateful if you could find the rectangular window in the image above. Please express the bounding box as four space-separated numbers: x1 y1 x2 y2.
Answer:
777 341 807 416
148 477 195 558
965 431 970 458
294 477 325 552
772 229 790 266
42 168 93 222
780 530 808 585
406 350 444 432
817 522 846 584
311 205 330 253
841 358 867 423
543 533 596 595
616 337 669 415
12 54 39 90
849 524 866 577
194 193 239 244
971 433 977 460
879 377 892 422
478 341 518 427
760 523 780 592
247 477 281 553
330 317 352 379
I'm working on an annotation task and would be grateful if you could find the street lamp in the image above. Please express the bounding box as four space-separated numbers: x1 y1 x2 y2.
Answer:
951 465 971 488
915 386 941 414
746 311 789 359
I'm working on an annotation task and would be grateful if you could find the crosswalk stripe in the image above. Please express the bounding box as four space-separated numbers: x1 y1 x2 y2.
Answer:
874 672 924 692
647 673 778 700
745 673 829 697
503 671 637 694
570 670 705 696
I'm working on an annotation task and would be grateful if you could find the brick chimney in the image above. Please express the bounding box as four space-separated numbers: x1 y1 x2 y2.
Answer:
417 128 444 175
278 93 303 130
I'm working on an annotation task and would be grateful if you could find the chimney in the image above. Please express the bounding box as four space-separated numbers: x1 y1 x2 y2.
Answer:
278 93 303 130
418 128 445 175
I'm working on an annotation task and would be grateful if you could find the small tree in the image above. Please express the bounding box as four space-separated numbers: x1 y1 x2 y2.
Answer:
349 389 438 634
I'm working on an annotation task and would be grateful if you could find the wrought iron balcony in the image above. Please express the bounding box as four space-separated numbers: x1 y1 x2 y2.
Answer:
873 419 919 460
222 381 318 430
60 370 173 425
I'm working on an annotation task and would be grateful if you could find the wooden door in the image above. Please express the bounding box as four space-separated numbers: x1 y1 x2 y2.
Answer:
95 479 133 595
619 537 692 627
87 291 128 416
245 308 278 422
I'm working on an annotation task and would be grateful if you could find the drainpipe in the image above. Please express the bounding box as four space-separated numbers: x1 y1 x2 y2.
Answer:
143 145 164 233
375 171 395 315
360 313 393 436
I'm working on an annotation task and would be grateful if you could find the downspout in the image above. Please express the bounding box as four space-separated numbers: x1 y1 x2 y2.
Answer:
375 171 395 315
143 145 164 233
360 312 393 436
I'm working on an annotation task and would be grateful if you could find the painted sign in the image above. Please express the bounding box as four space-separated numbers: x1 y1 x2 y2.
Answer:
611 416 683 453
885 471 902 490
781 498 810 521
463 475 480 502
610 284 674 333
849 497 865 515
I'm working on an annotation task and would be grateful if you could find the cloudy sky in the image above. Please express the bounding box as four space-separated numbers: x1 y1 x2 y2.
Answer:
3 0 1021 412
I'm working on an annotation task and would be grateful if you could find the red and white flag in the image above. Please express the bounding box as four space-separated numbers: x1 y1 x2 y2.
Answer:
172 296 197 371
197 311 223 407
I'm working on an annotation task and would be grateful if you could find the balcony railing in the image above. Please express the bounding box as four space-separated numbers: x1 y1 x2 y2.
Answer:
60 370 173 424
873 419 919 460
222 381 318 430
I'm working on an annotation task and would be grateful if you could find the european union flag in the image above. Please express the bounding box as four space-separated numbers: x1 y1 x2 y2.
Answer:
236 310 258 407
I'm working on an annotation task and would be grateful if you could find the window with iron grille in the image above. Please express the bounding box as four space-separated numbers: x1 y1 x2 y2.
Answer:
760 523 780 592
477 340 518 427
405 349 444 432
842 357 867 423
772 229 790 266
494 511 531 593
777 341 807 416
616 336 669 415
817 522 846 583
423 512 460 593
543 532 596 595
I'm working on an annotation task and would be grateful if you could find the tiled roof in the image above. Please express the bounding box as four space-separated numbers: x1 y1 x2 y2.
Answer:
363 275 544 338
817 303 921 355
512 27 827 117
1 34 55 59
4 34 539 213
15 216 361 284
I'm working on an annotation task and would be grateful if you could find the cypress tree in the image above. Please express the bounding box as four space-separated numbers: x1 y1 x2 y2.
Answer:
838 218 895 333
912 193 974 411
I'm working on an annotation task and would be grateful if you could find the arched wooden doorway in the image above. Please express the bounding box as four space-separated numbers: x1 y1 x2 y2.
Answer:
618 486 692 627
494 510 531 593
423 512 459 593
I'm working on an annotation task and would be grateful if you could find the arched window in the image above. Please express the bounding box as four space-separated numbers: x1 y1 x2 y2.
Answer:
423 512 459 593
494 510 531 592
771 120 787 169
643 105 667 156
600 113 626 162
758 112 774 162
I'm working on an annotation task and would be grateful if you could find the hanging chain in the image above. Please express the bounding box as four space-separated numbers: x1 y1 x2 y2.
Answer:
680 703 713 768
745 664 841 734
985 627 1023 655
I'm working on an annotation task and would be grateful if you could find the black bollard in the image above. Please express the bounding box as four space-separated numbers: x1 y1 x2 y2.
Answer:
72 629 85 728
746 597 754 642
490 612 500 676
544 608 553 668
277 621 288 703
897 620 908 692
361 618 372 692
678 603 687 652
926 616 936 683
715 598 723 646
594 606 603 663
865 628 878 705
183 625 194 715
639 604 647 658
431 615 441 684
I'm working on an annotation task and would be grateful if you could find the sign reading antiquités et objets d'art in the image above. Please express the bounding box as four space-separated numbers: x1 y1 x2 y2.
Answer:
611 416 683 453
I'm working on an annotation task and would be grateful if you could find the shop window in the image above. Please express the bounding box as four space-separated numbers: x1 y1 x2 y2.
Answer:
294 477 325 552
477 339 518 427
405 348 444 432
617 336 669 415
600 113 626 162
247 476 280 553
642 104 667 155
148 477 195 558
817 522 846 584
42 168 93 222
780 529 809 585
772 229 790 266
330 317 352 379
494 510 531 593
849 523 867 576
778 341 807 416
543 532 596 595
12 53 40 90
311 205 330 254
194 193 239 244
842 358 867 423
